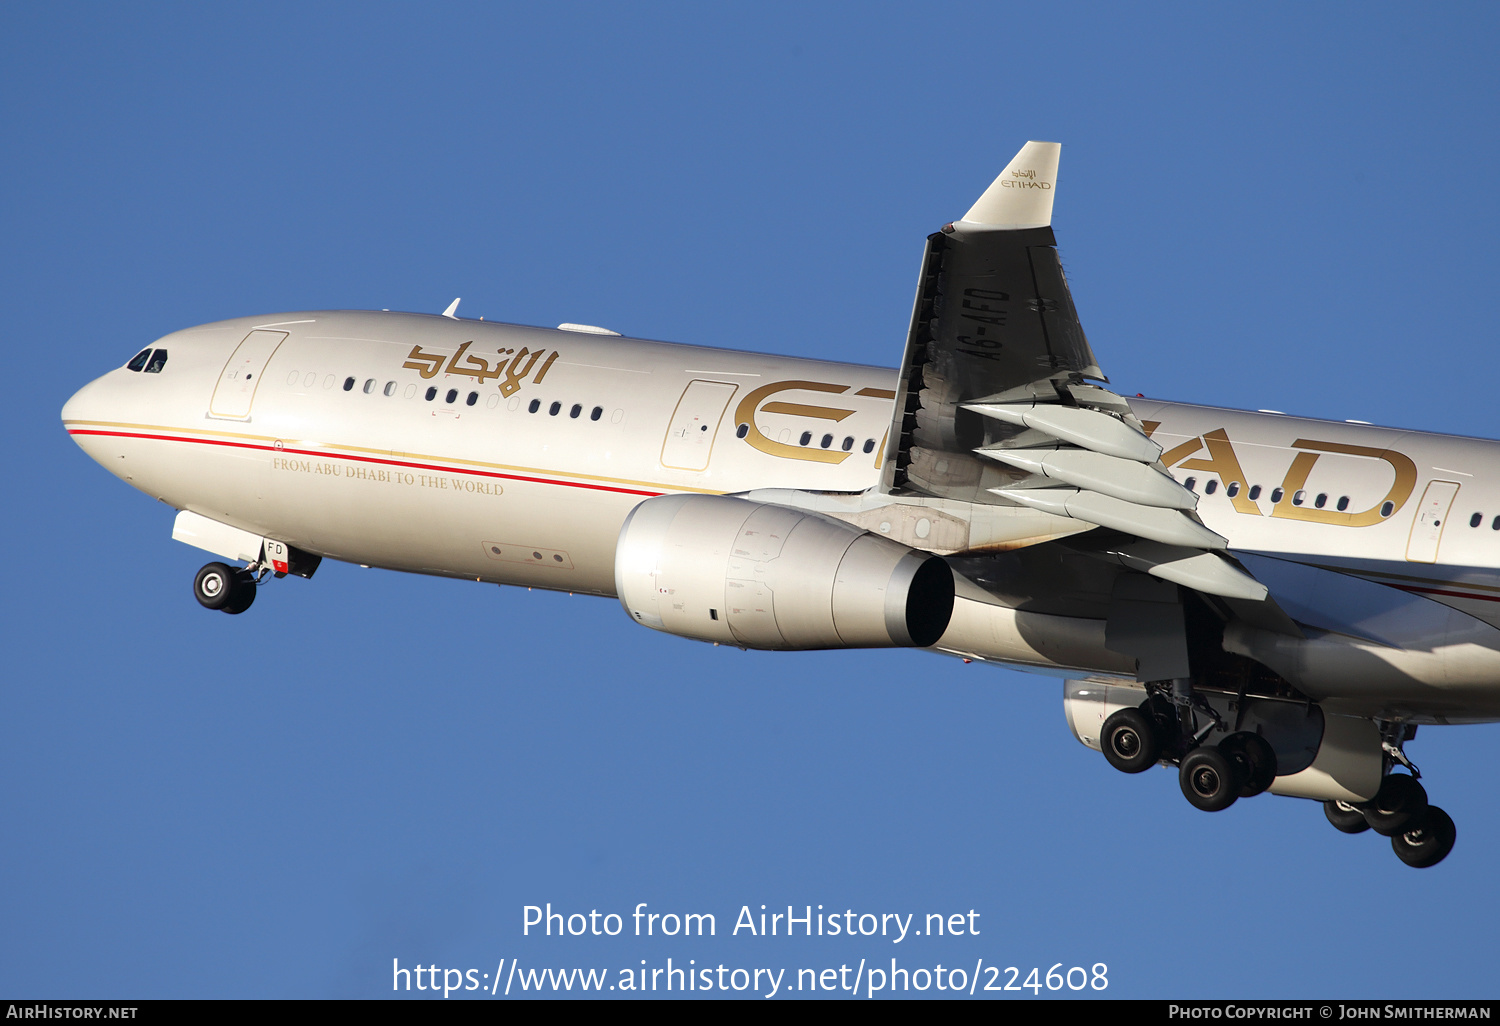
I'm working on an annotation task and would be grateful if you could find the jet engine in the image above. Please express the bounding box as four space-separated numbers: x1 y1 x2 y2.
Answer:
615 494 954 651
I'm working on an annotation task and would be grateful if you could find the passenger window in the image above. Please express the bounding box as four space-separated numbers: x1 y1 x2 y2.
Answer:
1205 479 1218 495
1381 501 1395 518
799 431 812 446
126 348 152 372
820 434 833 449
736 423 749 438
1337 496 1349 512
1248 484 1262 500
344 377 356 391
144 350 168 373
863 439 876 454
1293 490 1306 506
549 401 561 416
363 378 376 394
529 399 540 413
591 407 603 422
1226 481 1240 497
570 404 582 419
1470 512 1482 528
842 436 854 451
446 389 458 404
384 381 397 397
425 387 437 401
1492 516 1500 531
1314 493 1327 508
1183 477 1197 491
466 391 478 406
1271 487 1285 503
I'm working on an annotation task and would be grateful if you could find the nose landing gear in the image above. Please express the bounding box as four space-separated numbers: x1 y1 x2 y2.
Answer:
193 561 258 614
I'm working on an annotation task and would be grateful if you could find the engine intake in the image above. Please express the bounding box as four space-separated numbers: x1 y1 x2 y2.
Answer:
616 494 954 650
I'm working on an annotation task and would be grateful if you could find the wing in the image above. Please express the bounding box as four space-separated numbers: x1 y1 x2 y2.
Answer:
882 141 1268 604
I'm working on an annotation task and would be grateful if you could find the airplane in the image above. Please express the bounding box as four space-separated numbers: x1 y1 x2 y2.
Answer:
61 141 1493 869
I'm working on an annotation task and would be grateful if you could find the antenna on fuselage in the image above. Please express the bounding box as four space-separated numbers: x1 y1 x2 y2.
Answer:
441 297 461 319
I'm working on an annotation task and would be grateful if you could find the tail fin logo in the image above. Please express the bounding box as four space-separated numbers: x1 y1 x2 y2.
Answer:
1002 168 1050 190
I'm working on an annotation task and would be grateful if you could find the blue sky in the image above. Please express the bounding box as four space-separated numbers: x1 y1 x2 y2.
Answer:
4 1 1500 999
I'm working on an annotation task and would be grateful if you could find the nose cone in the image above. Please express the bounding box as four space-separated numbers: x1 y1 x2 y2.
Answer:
61 374 107 426
61 372 126 474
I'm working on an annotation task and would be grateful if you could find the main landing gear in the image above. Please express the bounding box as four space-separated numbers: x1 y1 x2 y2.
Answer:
1322 773 1456 869
1101 695 1456 868
1316 724 1456 868
1178 734 1277 812
1099 693 1278 814
193 561 259 615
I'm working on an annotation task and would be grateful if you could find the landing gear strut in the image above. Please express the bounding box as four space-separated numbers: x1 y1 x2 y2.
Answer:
194 561 257 614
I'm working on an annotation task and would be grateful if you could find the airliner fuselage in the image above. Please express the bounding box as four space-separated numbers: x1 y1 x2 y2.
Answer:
64 310 1500 720
63 143 1489 867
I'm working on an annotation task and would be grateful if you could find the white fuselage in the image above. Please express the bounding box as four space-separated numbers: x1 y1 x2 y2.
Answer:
63 311 1500 723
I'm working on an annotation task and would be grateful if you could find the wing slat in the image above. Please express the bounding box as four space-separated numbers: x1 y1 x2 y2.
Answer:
874 140 1275 607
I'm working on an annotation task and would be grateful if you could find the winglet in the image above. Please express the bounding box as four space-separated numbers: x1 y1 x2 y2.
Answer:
956 141 1060 231
442 297 461 319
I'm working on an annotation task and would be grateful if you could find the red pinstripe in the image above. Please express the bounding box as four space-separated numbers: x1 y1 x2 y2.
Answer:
67 428 664 498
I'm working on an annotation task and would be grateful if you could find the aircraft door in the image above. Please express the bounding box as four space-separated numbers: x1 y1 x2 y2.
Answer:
209 330 289 420
661 380 738 471
1405 480 1460 563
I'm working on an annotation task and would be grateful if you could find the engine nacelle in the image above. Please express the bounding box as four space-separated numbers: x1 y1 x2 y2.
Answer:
616 494 954 651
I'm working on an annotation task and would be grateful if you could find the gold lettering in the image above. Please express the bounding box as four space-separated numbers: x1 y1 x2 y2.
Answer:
444 341 505 382
1159 436 1203 467
1271 439 1418 527
733 381 854 465
759 401 856 421
402 345 447 379
1178 429 1262 515
499 348 544 397
533 351 560 384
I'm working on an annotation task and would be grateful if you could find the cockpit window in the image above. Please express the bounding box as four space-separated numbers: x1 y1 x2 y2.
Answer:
126 349 152 372
143 350 168 373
